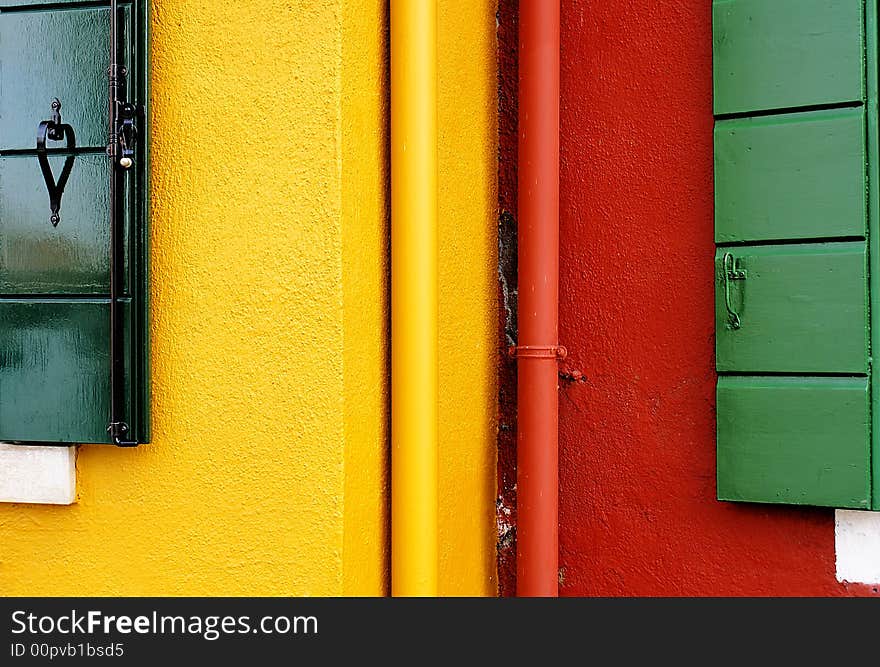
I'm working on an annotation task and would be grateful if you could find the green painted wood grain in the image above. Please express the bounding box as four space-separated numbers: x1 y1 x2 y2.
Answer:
0 0 123 6
713 0 864 115
715 242 868 373
0 154 131 294
0 6 132 150
717 376 870 508
0 299 131 444
714 109 866 243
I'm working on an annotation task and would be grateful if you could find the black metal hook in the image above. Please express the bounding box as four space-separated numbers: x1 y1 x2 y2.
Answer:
36 98 76 227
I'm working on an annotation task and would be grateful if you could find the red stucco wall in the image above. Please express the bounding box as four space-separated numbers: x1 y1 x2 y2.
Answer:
551 0 876 596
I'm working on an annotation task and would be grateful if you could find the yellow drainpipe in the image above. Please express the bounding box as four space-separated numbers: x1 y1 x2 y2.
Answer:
390 0 439 596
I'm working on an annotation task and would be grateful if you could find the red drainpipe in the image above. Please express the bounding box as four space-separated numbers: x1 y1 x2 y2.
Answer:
514 0 562 597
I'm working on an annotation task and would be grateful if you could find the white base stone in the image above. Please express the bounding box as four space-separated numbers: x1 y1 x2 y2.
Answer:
0 443 76 505
835 509 880 585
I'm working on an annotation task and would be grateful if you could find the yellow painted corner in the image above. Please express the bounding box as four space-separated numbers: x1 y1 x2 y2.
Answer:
438 0 499 596
342 0 390 596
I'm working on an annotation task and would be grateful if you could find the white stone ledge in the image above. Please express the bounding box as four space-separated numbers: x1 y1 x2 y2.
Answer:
835 509 880 585
0 443 76 505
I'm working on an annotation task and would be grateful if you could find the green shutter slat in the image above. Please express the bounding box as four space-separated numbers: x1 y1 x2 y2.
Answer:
715 243 868 374
0 154 130 294
0 6 132 150
714 109 866 244
717 376 870 509
0 0 87 5
0 300 132 444
713 0 865 115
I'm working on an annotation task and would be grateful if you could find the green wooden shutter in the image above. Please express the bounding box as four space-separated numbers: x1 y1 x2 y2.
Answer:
0 0 150 444
713 0 878 508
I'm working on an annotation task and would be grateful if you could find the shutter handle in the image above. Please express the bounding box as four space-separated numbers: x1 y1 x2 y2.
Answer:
116 102 137 170
722 252 747 330
35 98 76 227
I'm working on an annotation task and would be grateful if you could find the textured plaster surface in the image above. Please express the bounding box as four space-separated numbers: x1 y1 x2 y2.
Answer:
342 0 390 597
437 0 499 597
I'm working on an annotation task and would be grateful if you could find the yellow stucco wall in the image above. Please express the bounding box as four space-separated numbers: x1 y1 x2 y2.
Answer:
342 0 389 595
437 2 498 596
0 0 496 597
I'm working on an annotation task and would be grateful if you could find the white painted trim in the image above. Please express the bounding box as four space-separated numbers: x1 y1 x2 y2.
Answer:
835 509 880 585
0 443 76 505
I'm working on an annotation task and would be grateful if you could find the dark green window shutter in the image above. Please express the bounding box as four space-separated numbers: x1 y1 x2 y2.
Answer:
713 0 878 509
0 0 150 444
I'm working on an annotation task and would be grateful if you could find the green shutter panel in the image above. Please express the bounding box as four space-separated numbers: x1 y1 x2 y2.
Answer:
713 0 877 509
717 377 870 508
0 1 150 444
714 109 867 243
715 243 869 374
713 0 865 115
